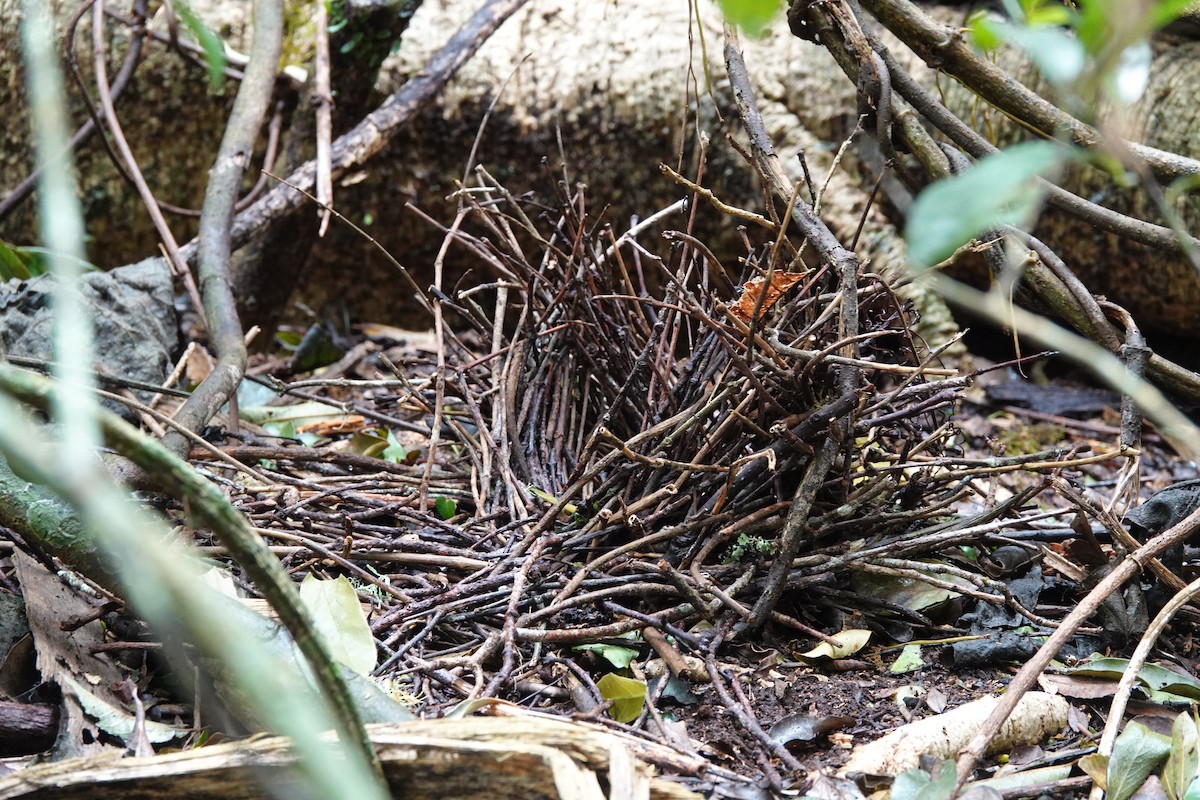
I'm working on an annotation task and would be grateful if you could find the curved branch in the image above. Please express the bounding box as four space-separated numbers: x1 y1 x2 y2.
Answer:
0 0 149 223
174 0 530 266
795 0 1200 255
159 0 284 454
857 0 1200 181
794 0 1200 401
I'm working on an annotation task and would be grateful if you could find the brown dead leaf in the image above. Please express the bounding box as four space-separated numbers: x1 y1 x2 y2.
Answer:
296 415 368 436
14 553 128 759
729 271 805 323
183 344 214 386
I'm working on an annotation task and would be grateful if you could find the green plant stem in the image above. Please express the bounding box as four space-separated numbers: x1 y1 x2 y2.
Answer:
0 398 385 800
20 0 101 461
0 364 386 790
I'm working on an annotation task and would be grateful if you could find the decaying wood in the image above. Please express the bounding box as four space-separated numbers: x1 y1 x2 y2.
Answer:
840 691 1070 778
0 717 706 800
0 702 57 755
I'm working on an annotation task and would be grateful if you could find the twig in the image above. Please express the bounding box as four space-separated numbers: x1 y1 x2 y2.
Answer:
314 0 332 236
157 0 283 459
179 0 532 265
954 502 1200 788
0 363 386 788
89 0 205 326
858 0 1200 181
0 0 148 223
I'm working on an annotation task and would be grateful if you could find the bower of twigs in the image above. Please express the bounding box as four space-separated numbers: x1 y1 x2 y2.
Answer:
183 167 1163 792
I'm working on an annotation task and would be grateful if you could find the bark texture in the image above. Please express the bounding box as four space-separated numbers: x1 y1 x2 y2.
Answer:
0 0 244 264
3 0 1199 341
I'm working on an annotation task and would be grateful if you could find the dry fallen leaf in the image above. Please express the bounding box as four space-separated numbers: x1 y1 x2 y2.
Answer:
184 343 215 386
729 271 806 323
296 415 368 436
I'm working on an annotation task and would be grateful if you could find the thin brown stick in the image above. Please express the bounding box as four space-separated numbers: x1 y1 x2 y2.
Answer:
954 503 1200 788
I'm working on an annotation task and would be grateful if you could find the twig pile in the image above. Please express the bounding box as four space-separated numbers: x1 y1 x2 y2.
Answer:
191 166 1149 789
322 170 1093 690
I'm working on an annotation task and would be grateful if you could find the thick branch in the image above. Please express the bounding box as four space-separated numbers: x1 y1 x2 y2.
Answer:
856 0 1200 182
794 0 1200 255
176 0 528 266
793 0 1200 402
161 0 284 454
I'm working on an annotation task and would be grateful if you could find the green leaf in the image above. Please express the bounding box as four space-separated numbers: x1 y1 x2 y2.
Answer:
291 323 345 373
905 141 1066 268
974 19 1085 85
1079 753 1109 789
1073 1 1111 53
713 0 782 37
174 1 227 90
889 643 926 674
1166 713 1200 800
891 759 957 800
575 642 640 669
1067 657 1200 702
275 329 305 349
1022 0 1072 27
969 12 1003 51
596 673 647 723
656 674 700 705
299 575 377 675
0 240 32 280
262 419 323 446
0 240 95 280
1108 721 1173 800
434 496 457 520
382 430 408 464
351 430 389 459
263 419 297 439
351 429 409 464
1185 775 1200 800
1151 0 1199 31
851 568 967 611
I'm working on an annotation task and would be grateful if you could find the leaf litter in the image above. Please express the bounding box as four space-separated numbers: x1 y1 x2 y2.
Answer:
7 172 1200 797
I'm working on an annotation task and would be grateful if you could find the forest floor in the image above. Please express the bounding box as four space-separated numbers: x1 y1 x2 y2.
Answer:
157 321 1199 798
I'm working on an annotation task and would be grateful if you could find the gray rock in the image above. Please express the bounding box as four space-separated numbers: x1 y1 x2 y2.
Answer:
0 259 178 417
